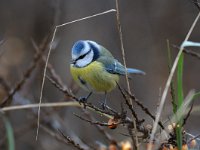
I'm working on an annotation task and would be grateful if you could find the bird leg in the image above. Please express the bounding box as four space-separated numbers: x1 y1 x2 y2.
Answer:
100 92 107 110
78 92 92 106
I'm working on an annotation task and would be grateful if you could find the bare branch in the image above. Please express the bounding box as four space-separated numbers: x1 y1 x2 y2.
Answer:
74 113 120 127
116 83 140 123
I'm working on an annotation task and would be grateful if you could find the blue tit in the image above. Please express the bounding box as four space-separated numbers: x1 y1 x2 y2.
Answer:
70 40 145 107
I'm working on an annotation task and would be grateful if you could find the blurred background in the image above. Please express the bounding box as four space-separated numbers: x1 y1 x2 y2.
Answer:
0 0 200 149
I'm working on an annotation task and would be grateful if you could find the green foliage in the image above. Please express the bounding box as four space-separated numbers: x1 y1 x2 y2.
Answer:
1 114 15 150
167 40 176 113
192 92 200 100
176 52 184 150
167 40 200 150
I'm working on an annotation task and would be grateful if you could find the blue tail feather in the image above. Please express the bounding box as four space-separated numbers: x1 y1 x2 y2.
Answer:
127 68 145 75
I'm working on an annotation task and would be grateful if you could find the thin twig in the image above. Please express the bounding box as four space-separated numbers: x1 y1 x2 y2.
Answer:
115 0 138 148
74 113 120 127
191 0 200 11
127 126 137 150
182 102 194 126
36 28 57 140
80 109 116 142
185 131 200 141
0 101 114 120
116 83 140 123
117 83 155 140
187 134 200 143
115 1 130 95
0 101 81 112
173 44 200 60
46 75 71 97
56 9 116 28
124 89 165 130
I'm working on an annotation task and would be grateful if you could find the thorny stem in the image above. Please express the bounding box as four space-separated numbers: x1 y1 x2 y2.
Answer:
124 90 165 130
116 83 140 124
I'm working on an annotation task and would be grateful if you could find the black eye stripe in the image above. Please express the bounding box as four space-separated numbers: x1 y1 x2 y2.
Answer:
78 53 87 59
75 49 92 61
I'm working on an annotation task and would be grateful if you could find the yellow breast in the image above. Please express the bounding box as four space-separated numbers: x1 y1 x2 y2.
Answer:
70 61 119 92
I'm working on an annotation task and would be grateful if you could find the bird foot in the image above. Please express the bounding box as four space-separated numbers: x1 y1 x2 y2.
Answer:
78 96 87 103
78 97 87 108
100 101 107 110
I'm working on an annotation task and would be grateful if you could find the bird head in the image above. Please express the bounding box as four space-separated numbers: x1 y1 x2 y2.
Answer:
71 40 100 67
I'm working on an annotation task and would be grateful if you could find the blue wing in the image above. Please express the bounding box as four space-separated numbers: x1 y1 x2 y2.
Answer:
97 56 145 75
126 68 146 75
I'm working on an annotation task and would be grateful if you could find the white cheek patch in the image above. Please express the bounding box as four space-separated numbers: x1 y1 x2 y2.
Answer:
76 50 94 67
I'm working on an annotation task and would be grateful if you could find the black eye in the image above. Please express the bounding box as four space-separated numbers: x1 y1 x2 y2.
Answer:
78 53 87 60
76 49 92 61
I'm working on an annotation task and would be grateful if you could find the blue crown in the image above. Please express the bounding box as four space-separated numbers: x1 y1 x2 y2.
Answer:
72 40 85 55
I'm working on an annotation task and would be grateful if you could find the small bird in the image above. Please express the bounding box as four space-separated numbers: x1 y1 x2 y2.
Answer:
70 40 145 108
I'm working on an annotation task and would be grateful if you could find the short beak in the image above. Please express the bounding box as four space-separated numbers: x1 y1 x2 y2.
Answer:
70 59 75 64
